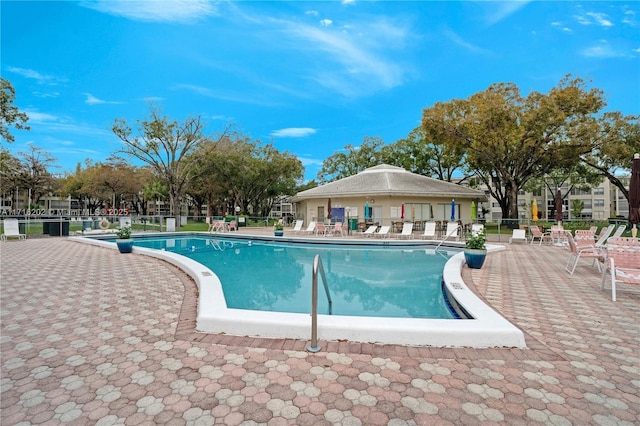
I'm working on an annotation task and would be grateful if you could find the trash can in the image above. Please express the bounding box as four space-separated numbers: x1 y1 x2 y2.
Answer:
48 219 69 236
349 218 358 230
82 220 92 231
238 217 246 227
42 218 51 235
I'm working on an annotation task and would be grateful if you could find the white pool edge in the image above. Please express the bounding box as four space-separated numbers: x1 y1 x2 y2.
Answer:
71 236 526 348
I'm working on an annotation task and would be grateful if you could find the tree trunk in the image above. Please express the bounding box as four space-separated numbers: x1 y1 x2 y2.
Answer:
507 185 520 219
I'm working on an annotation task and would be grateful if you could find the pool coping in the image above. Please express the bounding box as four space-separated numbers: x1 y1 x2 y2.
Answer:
71 233 526 348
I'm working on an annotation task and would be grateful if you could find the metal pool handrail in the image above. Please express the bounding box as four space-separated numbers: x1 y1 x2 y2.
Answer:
307 254 333 352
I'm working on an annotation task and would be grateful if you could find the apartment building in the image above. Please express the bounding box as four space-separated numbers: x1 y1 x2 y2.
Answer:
478 175 630 222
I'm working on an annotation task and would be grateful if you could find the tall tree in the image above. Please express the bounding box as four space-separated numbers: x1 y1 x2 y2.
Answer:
0 78 30 144
16 144 57 207
580 112 640 202
0 149 22 202
430 75 606 219
201 135 303 216
112 106 231 226
317 136 386 183
382 119 466 181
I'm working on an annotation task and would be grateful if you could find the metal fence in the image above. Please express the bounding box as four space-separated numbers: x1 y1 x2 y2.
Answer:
0 214 629 240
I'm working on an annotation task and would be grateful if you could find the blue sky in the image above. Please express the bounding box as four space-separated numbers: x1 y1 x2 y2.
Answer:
2 0 639 181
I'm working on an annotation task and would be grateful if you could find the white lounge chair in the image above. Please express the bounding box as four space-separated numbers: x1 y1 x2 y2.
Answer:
361 225 378 237
612 225 627 238
301 221 316 235
595 224 616 247
395 223 414 239
1 219 26 241
444 222 459 241
374 225 391 238
471 223 484 237
420 222 437 240
509 229 527 244
292 220 304 233
601 237 640 301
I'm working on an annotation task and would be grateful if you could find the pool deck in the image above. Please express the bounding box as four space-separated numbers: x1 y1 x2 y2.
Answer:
1 229 638 425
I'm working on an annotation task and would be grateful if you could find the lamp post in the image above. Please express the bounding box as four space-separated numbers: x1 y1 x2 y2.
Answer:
235 206 240 231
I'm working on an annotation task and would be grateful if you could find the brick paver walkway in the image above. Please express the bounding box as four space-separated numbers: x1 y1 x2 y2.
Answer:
1 235 638 425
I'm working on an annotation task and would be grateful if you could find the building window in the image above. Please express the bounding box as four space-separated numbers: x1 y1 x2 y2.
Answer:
593 187 604 195
594 199 605 207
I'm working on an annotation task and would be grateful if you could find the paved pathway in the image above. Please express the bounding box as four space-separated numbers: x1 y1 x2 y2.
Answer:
1 234 638 425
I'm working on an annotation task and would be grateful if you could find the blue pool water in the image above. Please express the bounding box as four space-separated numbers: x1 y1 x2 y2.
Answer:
126 236 459 319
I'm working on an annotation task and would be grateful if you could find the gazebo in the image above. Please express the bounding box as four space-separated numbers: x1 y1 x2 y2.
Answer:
291 165 487 231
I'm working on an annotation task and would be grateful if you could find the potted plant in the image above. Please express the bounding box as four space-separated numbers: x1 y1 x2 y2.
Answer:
464 230 487 269
274 222 284 237
115 225 134 253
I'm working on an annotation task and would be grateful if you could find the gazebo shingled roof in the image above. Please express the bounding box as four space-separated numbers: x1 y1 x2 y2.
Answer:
291 164 486 201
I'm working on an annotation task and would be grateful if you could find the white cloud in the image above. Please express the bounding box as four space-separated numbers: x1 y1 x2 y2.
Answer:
270 128 317 138
24 110 110 137
320 19 333 27
26 111 59 122
81 0 217 23
581 41 625 58
174 83 278 106
6 67 62 85
283 20 407 95
622 9 637 26
341 0 356 6
443 28 490 54
575 12 614 27
484 1 531 26
551 22 572 33
587 12 613 27
306 10 319 17
84 93 123 105
33 91 60 98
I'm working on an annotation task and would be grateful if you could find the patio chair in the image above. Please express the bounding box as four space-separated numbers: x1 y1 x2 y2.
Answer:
596 225 616 247
374 225 391 238
314 222 327 236
444 221 460 241
228 220 237 231
420 222 437 240
612 224 627 238
601 237 640 301
1 219 26 240
575 229 596 240
209 219 225 233
301 221 316 235
595 224 616 247
529 226 551 245
550 225 567 246
396 222 414 239
326 222 344 237
564 233 605 275
292 220 304 233
509 229 527 244
471 223 484 237
361 225 378 237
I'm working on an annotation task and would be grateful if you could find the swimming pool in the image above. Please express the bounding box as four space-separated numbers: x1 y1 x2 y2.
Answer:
74 232 526 348
120 236 457 319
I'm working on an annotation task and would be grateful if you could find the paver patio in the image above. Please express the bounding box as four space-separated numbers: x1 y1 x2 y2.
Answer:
1 232 638 425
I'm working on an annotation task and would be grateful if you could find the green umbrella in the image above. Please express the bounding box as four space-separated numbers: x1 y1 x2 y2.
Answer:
471 201 476 221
